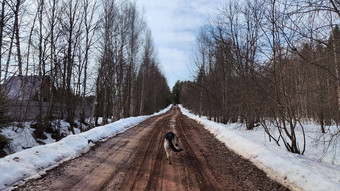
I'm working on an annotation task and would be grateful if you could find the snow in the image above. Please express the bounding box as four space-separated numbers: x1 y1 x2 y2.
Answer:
2 104 339 190
179 105 340 191
0 105 171 190
1 123 39 152
1 120 86 153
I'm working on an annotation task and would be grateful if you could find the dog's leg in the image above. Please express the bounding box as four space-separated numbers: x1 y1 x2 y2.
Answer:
166 151 170 161
168 151 172 164
164 139 171 163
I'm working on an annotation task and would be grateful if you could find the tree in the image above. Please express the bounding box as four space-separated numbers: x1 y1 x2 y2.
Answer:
0 90 12 128
172 81 182 104
0 89 12 157
0 0 170 137
79 0 98 124
181 0 326 154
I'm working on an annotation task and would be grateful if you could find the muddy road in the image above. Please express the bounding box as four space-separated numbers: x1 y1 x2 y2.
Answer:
14 106 288 191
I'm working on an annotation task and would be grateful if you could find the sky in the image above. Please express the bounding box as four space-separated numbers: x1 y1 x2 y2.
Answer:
136 0 223 89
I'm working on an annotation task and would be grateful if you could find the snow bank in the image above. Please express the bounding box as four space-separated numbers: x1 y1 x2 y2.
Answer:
2 117 121 155
0 105 171 190
179 105 340 191
2 120 81 154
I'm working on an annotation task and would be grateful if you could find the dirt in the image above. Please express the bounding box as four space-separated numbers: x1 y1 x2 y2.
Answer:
13 106 289 191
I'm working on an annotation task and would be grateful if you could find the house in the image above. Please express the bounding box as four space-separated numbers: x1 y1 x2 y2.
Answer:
2 75 92 121
3 75 54 101
3 75 56 121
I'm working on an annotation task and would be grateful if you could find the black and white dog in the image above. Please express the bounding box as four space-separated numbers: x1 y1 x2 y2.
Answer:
163 131 183 164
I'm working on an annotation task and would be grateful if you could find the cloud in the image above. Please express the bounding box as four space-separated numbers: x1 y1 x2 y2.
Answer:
158 47 191 88
190 0 222 16
159 47 188 73
136 0 224 88
157 31 196 45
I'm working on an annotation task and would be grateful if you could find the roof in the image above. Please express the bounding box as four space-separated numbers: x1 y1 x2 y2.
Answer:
3 76 50 100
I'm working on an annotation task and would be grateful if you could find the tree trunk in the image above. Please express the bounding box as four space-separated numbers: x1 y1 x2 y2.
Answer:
0 1 5 82
332 29 340 123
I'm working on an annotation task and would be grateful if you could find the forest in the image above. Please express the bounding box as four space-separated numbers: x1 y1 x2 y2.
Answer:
0 0 170 143
179 0 340 154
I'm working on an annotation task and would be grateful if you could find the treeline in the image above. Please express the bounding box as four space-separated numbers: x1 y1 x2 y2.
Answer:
0 0 170 137
90 1 170 127
180 0 340 154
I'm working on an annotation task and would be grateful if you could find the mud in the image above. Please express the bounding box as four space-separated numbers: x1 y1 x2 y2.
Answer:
13 106 288 191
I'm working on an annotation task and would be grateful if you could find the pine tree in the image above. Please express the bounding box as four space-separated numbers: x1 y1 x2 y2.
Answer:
172 81 182 104
0 90 11 128
0 90 12 157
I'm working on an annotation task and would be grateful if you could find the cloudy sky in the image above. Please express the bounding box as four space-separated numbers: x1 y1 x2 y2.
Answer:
136 0 223 89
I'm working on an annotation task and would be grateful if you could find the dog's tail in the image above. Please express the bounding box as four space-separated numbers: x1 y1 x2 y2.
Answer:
166 137 183 152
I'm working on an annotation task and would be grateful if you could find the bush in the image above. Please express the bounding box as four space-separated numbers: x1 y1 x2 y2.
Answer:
0 89 13 157
0 134 11 157
0 134 10 150
0 90 12 128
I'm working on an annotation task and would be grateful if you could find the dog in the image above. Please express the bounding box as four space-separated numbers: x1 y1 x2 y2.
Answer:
164 131 183 164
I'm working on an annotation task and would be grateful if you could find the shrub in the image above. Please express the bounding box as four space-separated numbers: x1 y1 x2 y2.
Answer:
0 90 12 128
0 134 11 157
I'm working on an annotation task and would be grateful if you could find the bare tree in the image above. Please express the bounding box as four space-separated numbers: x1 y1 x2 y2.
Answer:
79 0 98 125
0 0 6 82
59 0 83 132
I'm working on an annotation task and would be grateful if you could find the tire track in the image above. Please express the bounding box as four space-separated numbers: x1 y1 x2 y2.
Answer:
176 112 223 191
14 106 288 191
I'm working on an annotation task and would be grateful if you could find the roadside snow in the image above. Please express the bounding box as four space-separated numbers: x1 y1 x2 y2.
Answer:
1 120 79 153
2 118 120 155
0 105 171 190
179 105 340 191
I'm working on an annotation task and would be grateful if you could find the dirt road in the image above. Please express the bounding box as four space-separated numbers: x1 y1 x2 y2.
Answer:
14 106 288 191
